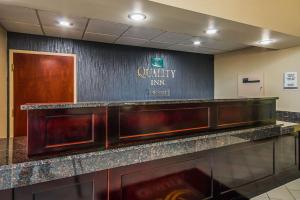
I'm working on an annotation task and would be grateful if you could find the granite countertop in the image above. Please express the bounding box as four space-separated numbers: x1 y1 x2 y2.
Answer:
21 97 279 110
0 121 295 191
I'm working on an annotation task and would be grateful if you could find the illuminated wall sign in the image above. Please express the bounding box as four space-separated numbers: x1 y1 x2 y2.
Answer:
137 57 176 97
151 57 164 68
284 72 298 89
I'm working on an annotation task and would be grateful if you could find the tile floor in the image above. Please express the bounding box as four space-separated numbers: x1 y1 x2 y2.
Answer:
251 178 300 200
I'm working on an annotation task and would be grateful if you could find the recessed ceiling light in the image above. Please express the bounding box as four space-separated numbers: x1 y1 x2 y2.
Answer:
193 41 201 46
205 28 218 35
258 39 274 45
128 13 146 21
58 20 72 27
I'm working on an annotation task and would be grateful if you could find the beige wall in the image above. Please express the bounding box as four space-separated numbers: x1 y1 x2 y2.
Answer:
150 0 300 37
214 46 300 112
0 26 7 138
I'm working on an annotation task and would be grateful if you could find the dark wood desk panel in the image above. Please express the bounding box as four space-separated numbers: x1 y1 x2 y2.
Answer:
14 171 107 200
0 189 13 200
27 107 106 156
119 104 210 140
217 99 276 128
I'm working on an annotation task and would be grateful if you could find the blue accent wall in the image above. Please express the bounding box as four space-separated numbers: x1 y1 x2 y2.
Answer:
8 32 214 102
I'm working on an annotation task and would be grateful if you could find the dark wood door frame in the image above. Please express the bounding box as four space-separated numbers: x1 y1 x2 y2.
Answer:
8 49 77 138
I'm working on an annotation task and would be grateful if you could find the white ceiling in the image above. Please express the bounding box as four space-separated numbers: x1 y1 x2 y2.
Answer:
0 1 300 55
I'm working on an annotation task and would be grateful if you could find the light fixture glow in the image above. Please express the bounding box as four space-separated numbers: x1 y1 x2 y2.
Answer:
205 28 218 35
58 20 72 27
258 39 274 45
128 13 146 21
193 41 201 46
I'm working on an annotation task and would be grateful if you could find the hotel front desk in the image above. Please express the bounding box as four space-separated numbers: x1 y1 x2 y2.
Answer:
22 98 277 156
1 97 300 200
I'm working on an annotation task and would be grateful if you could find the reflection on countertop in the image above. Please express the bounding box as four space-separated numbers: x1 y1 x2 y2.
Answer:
0 121 297 191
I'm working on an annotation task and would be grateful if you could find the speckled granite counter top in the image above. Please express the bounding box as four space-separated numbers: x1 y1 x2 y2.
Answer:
0 121 295 191
21 97 278 110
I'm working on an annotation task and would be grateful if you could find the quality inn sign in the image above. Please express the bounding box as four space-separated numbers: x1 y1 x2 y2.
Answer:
137 57 176 95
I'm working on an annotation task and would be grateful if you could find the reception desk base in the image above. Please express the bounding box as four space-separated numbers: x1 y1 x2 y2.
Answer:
23 98 277 156
1 124 298 200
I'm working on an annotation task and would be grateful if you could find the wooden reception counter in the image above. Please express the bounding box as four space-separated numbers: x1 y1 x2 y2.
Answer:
2 122 297 200
21 97 277 156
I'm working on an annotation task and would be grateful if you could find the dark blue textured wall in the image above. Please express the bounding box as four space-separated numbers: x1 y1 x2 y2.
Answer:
8 32 214 102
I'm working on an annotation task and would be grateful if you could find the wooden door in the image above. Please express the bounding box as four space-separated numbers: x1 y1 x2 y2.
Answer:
13 52 75 137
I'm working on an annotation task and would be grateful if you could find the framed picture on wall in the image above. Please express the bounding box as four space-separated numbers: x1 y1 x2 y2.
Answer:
284 72 298 89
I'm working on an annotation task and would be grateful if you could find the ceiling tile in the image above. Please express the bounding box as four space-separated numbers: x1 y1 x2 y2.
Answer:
38 10 88 31
115 37 147 46
179 37 247 51
168 44 224 54
87 19 129 36
43 26 83 40
194 47 225 54
123 26 163 40
83 32 118 43
249 35 300 49
0 20 42 35
0 4 38 25
151 32 192 44
141 41 172 49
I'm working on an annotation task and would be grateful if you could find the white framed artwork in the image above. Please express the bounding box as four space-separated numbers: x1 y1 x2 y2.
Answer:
284 72 298 89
